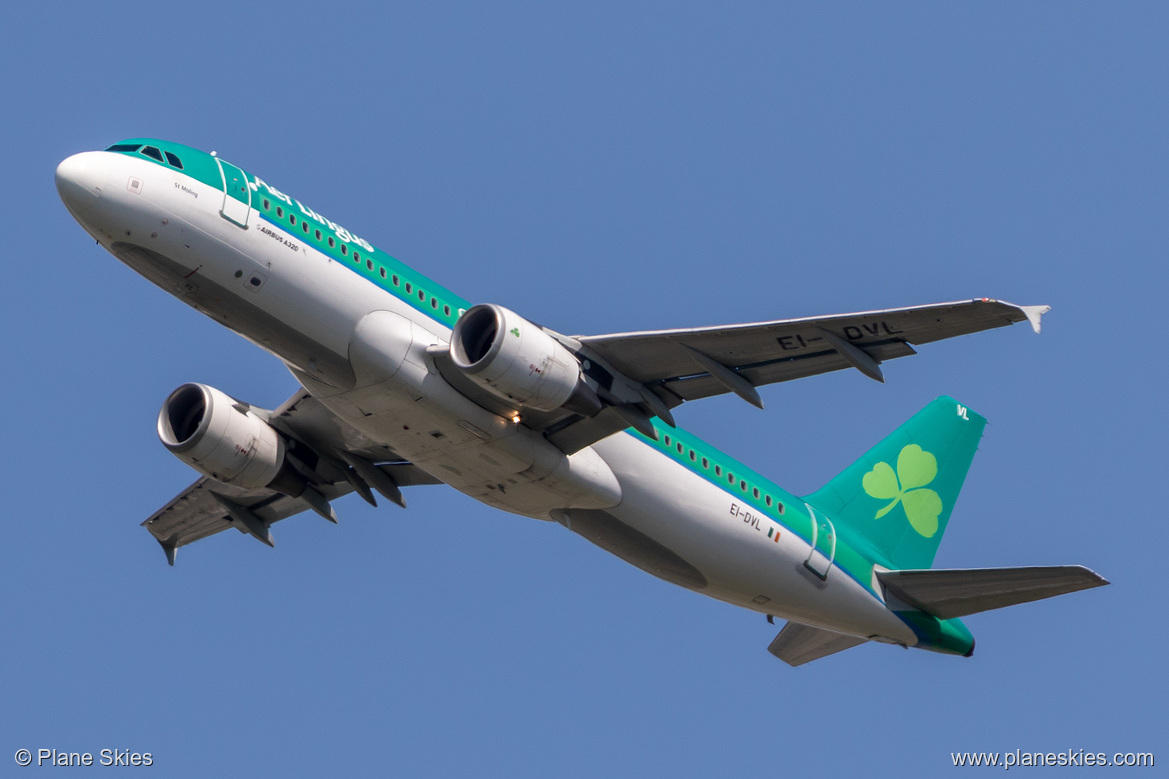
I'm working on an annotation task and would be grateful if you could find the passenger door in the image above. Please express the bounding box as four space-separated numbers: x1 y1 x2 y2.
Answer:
215 156 251 227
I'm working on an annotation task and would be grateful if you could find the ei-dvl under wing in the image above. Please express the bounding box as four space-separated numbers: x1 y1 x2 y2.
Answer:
142 387 441 564
465 298 1047 455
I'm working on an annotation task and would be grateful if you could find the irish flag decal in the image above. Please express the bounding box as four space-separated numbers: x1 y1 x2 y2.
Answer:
767 526 780 543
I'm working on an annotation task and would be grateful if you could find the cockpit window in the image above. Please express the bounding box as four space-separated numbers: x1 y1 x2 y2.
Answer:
141 146 164 162
106 143 142 152
164 151 183 169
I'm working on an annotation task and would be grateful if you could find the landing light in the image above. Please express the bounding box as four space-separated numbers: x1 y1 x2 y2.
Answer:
511 413 522 424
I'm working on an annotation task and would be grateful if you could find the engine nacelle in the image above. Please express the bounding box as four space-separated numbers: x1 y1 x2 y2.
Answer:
451 304 597 414
157 383 287 488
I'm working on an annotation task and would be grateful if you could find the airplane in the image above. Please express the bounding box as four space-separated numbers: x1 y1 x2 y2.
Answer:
55 139 1107 666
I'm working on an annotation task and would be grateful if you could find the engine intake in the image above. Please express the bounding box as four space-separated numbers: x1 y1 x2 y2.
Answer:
451 304 600 415
158 383 297 491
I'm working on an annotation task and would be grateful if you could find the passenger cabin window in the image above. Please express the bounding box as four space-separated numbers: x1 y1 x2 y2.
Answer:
276 206 284 218
106 144 142 152
164 151 183 169
141 146 164 162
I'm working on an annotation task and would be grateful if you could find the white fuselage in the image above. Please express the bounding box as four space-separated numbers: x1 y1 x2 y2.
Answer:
59 150 919 647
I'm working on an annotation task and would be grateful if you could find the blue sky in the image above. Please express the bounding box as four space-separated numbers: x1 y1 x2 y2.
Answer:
4 2 1165 775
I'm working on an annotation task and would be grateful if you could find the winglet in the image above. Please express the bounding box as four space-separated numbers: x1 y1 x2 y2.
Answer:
158 538 177 567
1019 304 1050 334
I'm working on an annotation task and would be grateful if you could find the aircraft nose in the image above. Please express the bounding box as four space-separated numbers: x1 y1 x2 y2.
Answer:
55 151 110 216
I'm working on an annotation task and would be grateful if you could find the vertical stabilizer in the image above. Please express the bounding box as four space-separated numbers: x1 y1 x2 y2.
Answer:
804 396 986 570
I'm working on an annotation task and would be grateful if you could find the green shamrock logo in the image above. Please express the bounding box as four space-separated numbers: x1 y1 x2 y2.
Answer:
861 444 943 537
510 327 521 337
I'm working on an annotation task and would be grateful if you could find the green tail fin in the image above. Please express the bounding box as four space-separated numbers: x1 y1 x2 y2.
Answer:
804 396 986 570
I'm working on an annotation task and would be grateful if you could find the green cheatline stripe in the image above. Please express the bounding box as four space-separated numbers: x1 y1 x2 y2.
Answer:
253 209 465 328
109 138 470 330
628 421 883 597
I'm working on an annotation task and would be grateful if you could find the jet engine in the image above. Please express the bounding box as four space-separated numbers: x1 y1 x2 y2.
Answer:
450 304 601 415
157 383 301 492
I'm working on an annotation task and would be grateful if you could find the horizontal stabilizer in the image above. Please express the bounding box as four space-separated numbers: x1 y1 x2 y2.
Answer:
768 622 868 666
877 565 1109 619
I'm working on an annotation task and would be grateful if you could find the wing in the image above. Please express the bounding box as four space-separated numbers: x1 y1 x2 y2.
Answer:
141 390 441 564
431 298 1047 455
578 298 1048 404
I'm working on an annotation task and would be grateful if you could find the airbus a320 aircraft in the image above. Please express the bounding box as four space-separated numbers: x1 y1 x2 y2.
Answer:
56 139 1106 666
